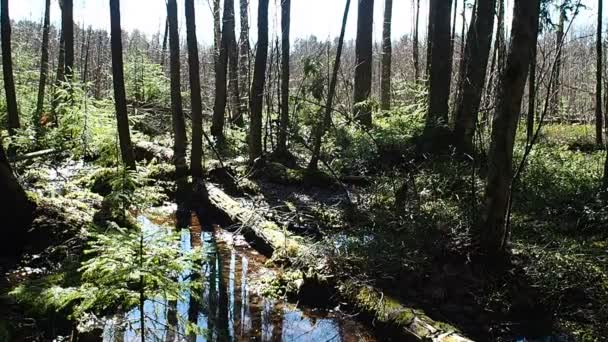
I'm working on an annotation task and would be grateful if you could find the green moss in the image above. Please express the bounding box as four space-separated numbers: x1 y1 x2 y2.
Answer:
9 272 81 316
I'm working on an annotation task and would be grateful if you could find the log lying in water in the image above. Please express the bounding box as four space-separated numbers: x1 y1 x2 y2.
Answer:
205 183 473 342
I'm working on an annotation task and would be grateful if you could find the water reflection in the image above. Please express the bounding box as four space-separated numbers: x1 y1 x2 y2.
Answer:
103 210 374 342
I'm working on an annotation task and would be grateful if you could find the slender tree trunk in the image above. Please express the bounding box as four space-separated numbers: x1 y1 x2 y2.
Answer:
35 0 51 136
309 0 351 170
213 0 221 67
248 0 269 162
167 0 188 178
276 0 291 155
551 3 566 118
425 0 453 134
413 0 420 83
238 0 250 124
380 0 393 111
109 0 136 170
453 0 496 154
82 28 91 83
448 0 457 74
480 0 540 255
527 37 538 145
186 0 204 180
226 0 241 126
62 0 74 81
597 0 605 146
51 29 65 119
1 0 20 136
353 0 374 127
211 0 232 142
160 18 168 67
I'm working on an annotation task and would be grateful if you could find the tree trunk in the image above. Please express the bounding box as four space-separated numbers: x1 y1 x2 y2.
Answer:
51 28 65 119
551 3 566 118
62 0 74 81
480 0 540 255
597 0 605 146
226 0 241 126
380 0 393 111
248 0 269 162
276 0 291 155
160 18 168 67
238 0 250 124
413 0 420 83
82 28 91 83
353 0 374 127
167 0 188 178
1 0 20 136
527 33 539 145
213 0 221 67
453 0 496 154
211 0 232 142
425 0 453 133
35 0 51 136
186 0 204 180
110 0 136 170
309 0 351 171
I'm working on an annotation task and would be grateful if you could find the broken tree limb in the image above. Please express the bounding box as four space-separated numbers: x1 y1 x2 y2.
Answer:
9 148 59 162
205 183 473 342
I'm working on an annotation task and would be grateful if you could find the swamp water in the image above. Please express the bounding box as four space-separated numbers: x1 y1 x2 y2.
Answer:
101 212 375 342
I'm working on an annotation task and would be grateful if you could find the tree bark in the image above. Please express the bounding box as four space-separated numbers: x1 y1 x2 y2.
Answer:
380 0 393 111
211 0 233 142
248 0 269 162
453 0 496 154
1 0 20 136
413 0 420 83
62 0 74 81
35 0 51 136
51 28 65 119
225 0 241 126
238 0 250 124
185 0 204 180
480 0 540 255
425 0 453 133
308 0 351 171
110 0 136 170
353 0 374 127
160 18 168 67
597 0 605 146
552 3 566 118
276 0 291 154
167 0 188 178
527 28 539 145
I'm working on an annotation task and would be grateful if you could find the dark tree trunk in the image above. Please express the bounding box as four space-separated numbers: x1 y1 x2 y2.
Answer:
62 0 74 81
167 0 188 178
160 18 168 66
82 28 91 83
551 3 566 118
380 0 392 111
51 28 65 119
226 0 241 126
597 0 604 146
453 0 496 154
213 0 221 66
276 0 291 154
186 0 204 180
35 0 51 136
527 28 539 145
309 0 351 171
480 0 540 255
353 0 374 127
248 0 269 162
425 0 453 133
1 0 20 136
413 0 420 82
110 0 136 170
0 142 34 257
238 0 250 123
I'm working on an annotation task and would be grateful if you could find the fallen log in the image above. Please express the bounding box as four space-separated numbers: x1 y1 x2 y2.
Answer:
9 148 59 162
205 183 473 342
133 141 174 163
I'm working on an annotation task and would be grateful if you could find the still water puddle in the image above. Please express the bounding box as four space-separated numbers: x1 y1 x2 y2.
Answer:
102 212 375 342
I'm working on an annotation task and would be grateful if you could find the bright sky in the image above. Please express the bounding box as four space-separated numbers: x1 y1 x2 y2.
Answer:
7 0 605 47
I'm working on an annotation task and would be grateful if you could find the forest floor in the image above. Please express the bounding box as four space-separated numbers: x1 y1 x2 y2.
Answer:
1 120 608 341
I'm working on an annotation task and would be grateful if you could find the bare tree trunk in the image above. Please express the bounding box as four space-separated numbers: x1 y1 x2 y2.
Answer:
238 0 250 124
425 0 453 135
51 28 65 119
35 0 51 136
380 0 393 111
186 0 204 180
413 0 420 83
1 0 20 136
211 0 232 142
527 35 538 145
82 27 91 83
160 18 168 67
62 0 74 82
167 0 188 178
276 0 291 155
248 0 269 162
309 0 351 171
551 4 566 118
597 0 605 146
353 0 374 127
213 0 221 67
110 0 136 170
453 0 496 154
480 0 540 255
225 0 241 126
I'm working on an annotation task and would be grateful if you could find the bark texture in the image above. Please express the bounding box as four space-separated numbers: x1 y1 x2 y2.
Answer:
248 0 269 162
276 0 291 154
238 0 250 123
185 0 204 179
380 0 393 111
35 0 51 135
1 0 20 136
62 0 74 81
353 0 374 127
597 0 605 146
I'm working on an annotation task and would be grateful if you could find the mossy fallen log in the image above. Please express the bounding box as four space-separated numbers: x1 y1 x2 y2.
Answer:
133 141 174 163
205 183 473 342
